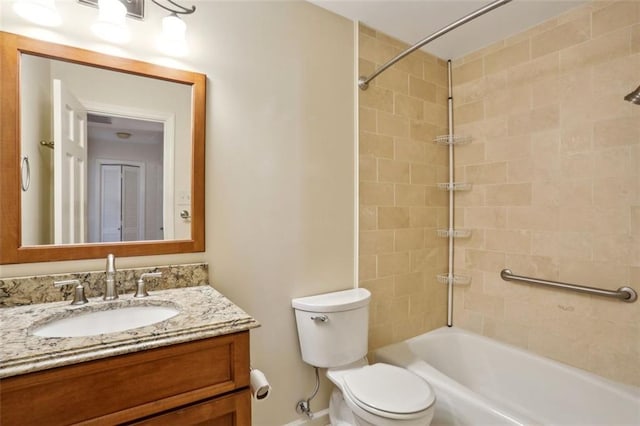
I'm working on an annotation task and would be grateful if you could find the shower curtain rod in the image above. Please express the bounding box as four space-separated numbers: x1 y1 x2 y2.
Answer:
358 0 513 90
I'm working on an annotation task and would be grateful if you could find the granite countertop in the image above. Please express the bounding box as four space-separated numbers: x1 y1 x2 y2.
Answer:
0 285 260 379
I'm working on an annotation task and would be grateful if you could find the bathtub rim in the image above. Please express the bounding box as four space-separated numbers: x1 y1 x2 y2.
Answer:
392 326 639 397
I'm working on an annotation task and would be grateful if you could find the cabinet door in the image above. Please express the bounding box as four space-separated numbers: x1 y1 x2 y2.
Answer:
132 389 251 426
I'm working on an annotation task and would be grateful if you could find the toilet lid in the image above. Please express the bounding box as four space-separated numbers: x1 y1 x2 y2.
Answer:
343 363 435 416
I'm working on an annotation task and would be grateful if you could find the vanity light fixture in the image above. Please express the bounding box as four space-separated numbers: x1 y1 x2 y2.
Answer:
13 0 62 27
89 0 195 55
157 13 187 56
91 0 130 44
14 0 196 56
152 0 195 57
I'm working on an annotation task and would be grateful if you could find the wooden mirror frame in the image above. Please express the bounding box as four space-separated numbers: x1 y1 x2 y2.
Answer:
0 32 206 264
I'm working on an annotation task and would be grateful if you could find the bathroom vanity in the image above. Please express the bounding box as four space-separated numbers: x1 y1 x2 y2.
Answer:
0 32 258 424
0 286 259 425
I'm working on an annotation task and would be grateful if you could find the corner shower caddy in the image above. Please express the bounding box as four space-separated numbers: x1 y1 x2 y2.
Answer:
434 62 473 327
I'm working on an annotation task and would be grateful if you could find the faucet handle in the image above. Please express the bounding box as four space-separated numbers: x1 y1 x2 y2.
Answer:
134 272 162 298
54 279 89 305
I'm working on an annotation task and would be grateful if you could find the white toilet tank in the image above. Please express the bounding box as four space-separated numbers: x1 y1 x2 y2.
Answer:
292 288 371 368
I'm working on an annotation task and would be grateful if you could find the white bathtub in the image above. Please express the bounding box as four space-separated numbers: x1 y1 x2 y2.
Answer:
374 327 640 426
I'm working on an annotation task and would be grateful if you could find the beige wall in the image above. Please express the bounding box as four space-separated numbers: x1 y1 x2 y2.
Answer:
358 24 449 351
0 1 355 424
451 0 640 386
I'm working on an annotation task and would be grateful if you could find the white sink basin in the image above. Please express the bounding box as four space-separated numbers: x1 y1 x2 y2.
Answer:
32 306 180 338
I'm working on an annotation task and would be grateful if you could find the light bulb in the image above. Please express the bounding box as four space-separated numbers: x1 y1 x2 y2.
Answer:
157 13 188 57
91 0 130 44
13 0 61 27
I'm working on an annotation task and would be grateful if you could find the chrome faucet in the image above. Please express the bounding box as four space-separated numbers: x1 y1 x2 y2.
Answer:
104 253 118 300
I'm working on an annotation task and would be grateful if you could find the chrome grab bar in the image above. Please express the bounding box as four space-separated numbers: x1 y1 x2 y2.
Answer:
500 269 637 303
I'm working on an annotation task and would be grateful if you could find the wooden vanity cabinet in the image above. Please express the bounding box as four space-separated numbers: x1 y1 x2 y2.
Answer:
0 331 251 425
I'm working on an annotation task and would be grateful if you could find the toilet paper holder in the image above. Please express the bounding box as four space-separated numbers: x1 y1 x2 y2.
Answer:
250 367 271 400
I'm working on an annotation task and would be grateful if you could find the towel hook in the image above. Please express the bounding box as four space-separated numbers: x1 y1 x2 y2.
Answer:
21 156 30 191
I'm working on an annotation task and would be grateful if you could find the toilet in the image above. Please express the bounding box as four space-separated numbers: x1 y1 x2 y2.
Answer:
292 288 435 426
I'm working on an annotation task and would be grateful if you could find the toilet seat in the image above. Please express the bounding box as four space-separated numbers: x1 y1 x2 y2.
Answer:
342 363 435 420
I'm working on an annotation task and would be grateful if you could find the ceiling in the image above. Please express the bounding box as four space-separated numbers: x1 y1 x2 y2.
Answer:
88 115 163 145
310 0 587 60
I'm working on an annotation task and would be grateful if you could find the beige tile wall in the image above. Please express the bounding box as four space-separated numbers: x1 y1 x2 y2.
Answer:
358 24 449 350
451 0 640 385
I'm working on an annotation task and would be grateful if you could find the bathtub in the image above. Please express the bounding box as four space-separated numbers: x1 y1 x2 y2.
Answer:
374 327 640 426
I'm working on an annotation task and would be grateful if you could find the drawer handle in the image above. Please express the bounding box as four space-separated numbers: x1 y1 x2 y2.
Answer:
310 315 328 322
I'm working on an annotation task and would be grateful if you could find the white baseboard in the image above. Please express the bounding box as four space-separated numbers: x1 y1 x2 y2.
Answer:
283 408 329 426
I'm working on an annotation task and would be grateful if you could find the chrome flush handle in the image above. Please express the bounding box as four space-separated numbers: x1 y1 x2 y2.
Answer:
310 315 328 322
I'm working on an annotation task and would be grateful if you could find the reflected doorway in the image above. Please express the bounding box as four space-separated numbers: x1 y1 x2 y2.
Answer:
87 114 165 243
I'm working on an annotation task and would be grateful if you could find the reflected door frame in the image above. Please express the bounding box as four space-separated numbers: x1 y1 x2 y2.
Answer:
82 101 175 239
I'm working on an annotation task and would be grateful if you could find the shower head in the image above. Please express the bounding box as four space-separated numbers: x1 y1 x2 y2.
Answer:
624 85 640 105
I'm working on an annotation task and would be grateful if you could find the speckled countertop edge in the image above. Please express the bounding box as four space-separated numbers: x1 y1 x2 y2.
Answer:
0 285 260 379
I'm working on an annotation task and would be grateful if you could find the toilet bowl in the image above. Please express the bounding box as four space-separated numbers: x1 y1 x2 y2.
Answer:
291 289 436 426
328 362 435 426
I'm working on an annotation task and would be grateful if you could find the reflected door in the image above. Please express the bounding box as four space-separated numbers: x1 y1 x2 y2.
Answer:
121 165 142 241
100 164 144 242
53 79 87 245
100 165 121 242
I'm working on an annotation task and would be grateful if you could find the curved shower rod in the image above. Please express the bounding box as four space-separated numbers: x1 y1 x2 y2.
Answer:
358 0 513 90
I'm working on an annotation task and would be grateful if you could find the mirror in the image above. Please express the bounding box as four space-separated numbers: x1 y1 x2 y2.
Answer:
20 55 192 245
0 32 206 264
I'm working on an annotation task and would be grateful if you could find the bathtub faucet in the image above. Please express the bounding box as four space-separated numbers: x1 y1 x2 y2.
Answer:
104 253 118 300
